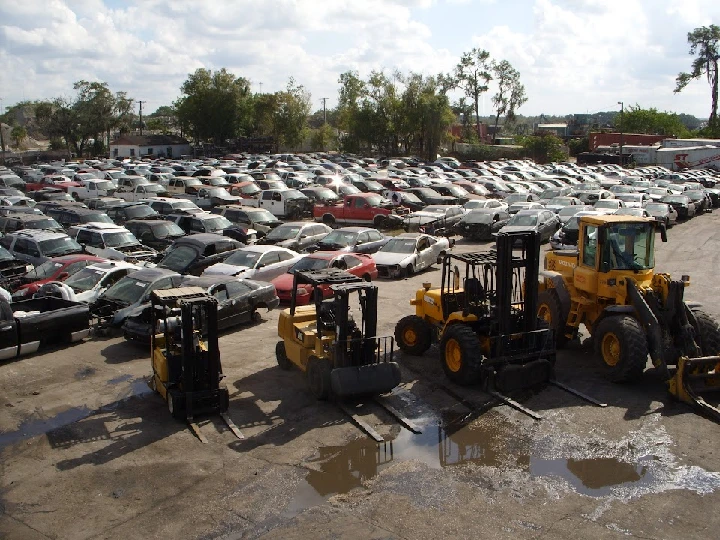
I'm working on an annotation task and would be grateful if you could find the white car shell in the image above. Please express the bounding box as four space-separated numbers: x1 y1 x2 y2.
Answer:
64 260 141 303
202 245 302 281
372 233 451 278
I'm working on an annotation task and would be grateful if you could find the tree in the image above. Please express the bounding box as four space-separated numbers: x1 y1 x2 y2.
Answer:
309 124 337 151
675 24 720 125
451 98 477 143
517 132 567 164
175 68 252 144
491 60 527 142
453 48 492 138
272 77 311 150
10 126 27 148
615 105 690 137
146 105 179 134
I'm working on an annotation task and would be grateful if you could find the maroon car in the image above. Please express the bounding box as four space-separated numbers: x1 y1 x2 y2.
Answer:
11 254 106 300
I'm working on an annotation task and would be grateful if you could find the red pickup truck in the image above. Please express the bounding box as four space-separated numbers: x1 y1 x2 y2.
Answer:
313 193 405 228
25 175 81 192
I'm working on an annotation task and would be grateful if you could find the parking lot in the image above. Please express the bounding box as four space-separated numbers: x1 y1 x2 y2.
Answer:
2 210 720 540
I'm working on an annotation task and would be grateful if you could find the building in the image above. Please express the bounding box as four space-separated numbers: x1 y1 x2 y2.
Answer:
535 123 568 137
109 134 191 159
589 132 670 151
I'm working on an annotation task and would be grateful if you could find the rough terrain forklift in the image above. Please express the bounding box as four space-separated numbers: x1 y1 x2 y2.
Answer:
275 268 401 400
149 287 230 424
394 231 556 393
538 214 720 420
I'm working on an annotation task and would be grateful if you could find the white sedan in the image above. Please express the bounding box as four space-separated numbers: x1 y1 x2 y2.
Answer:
62 260 140 303
372 233 451 278
202 245 302 281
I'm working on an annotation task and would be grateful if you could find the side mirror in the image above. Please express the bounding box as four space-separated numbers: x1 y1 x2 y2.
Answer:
659 223 668 243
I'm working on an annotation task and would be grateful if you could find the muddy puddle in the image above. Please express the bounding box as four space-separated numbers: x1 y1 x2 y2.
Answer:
290 410 720 510
0 376 152 450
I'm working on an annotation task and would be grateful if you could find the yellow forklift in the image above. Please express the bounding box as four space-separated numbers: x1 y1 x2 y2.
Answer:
150 287 242 441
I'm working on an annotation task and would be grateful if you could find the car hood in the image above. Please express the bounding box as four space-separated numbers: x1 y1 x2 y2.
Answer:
203 262 252 276
271 272 296 291
372 251 413 266
498 225 539 234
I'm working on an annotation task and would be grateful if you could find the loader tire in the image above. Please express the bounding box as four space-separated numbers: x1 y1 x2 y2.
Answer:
594 316 648 383
307 356 332 400
440 324 484 386
394 315 432 356
537 290 568 348
275 341 292 370
688 306 720 356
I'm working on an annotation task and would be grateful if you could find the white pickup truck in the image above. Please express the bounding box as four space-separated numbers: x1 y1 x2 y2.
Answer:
115 183 169 202
243 189 314 218
67 179 117 201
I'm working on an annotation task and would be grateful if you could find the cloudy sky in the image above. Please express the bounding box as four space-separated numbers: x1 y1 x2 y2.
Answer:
1 0 718 119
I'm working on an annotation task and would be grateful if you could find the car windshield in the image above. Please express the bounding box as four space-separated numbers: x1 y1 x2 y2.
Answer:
508 214 538 226
24 259 62 278
616 194 642 202
143 184 165 193
558 206 586 217
549 197 573 206
249 209 276 222
83 213 114 224
64 266 106 292
95 181 114 190
319 230 357 247
540 189 563 199
238 183 260 195
423 206 447 215
603 222 655 271
645 203 668 213
125 205 157 219
203 216 232 231
505 194 528 204
647 188 667 195
663 195 688 203
208 177 230 187
173 201 200 210
379 238 417 254
594 200 619 208
615 208 644 216
152 222 185 238
104 231 139 247
462 211 495 224
284 189 307 201
27 218 61 230
39 236 82 256
315 188 337 200
266 224 300 241
0 246 16 262
205 188 227 197
223 250 261 267
159 245 198 272
102 275 149 304
289 256 331 272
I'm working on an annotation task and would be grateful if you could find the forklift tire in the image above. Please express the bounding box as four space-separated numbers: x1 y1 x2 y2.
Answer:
687 306 720 356
537 290 568 348
440 325 484 386
307 356 332 400
394 315 432 356
275 341 293 370
594 315 648 383
167 389 186 421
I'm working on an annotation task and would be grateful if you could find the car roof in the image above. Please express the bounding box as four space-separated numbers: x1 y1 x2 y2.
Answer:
126 267 179 280
514 209 545 215
173 233 239 246
85 260 140 272
333 226 375 233
180 275 243 287
10 229 69 240
72 222 126 231
239 245 294 254
49 254 106 263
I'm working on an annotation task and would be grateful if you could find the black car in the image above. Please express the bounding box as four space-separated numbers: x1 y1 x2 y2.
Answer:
0 214 64 234
105 202 159 224
0 246 31 291
300 187 341 205
211 205 282 237
684 190 712 213
30 188 75 203
496 209 561 243
405 187 456 206
453 209 510 241
429 184 470 205
166 212 255 245
157 234 245 276
124 219 186 251
122 274 280 343
45 206 114 229
305 226 389 254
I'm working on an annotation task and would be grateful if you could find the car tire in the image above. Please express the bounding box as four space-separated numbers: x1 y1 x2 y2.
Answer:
275 341 293 370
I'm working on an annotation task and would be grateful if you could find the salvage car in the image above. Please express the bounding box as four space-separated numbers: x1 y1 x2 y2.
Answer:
62 260 140 303
201 245 302 281
372 233 450 278
453 208 510 241
11 254 105 300
157 234 244 276
258 221 332 252
496 208 560 243
124 219 186 252
271 251 377 304
305 227 389 254
660 194 696 219
644 202 678 227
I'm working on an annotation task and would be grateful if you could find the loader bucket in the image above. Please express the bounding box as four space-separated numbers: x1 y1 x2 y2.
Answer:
669 356 720 422
330 362 402 399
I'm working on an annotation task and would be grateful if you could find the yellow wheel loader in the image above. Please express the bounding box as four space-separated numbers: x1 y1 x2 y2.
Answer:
538 214 720 420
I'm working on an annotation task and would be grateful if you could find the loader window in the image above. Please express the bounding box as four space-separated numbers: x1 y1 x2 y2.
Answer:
582 225 597 267
602 223 654 271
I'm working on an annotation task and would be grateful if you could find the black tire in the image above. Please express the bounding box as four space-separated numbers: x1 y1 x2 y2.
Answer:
322 214 335 226
394 315 432 356
362 273 372 282
307 355 332 400
403 264 414 278
71 192 80 201
251 308 262 323
594 316 648 383
275 341 293 370
440 324 484 385
436 251 446 265
373 215 387 229
688 306 720 356
167 389 185 421
537 290 568 348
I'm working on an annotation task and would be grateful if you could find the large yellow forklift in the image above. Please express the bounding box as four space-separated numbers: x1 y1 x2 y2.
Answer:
538 214 720 420
394 231 556 395
275 268 401 400
150 287 242 440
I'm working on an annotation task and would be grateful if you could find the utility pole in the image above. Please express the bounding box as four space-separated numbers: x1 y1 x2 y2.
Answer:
0 97 5 164
617 101 624 167
321 98 328 124
138 100 146 136
258 82 263 94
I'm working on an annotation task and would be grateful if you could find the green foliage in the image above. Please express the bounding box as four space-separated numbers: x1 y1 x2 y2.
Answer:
491 60 527 140
309 124 337 151
145 105 178 134
567 137 589 156
453 48 492 136
516 132 568 164
10 126 27 148
675 24 720 123
456 144 525 161
175 68 252 144
34 81 134 156
272 78 312 150
616 105 691 137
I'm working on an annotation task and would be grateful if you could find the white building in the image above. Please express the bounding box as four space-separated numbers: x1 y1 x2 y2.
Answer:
109 135 191 159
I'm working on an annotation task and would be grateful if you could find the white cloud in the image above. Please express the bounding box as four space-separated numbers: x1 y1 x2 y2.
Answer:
0 0 718 119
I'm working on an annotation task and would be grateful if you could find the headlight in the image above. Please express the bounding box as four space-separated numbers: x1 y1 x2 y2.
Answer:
25 265 33 272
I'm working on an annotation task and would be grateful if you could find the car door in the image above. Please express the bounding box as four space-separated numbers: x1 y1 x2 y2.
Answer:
253 250 282 281
416 236 433 270
210 284 234 329
363 230 386 254
226 280 254 323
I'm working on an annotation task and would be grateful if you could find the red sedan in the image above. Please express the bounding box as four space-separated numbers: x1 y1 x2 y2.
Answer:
271 251 378 305
11 254 106 300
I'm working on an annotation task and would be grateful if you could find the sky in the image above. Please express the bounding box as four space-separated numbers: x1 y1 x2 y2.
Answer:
0 0 718 120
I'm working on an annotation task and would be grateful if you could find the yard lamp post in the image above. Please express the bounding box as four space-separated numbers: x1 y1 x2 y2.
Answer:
618 101 624 167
